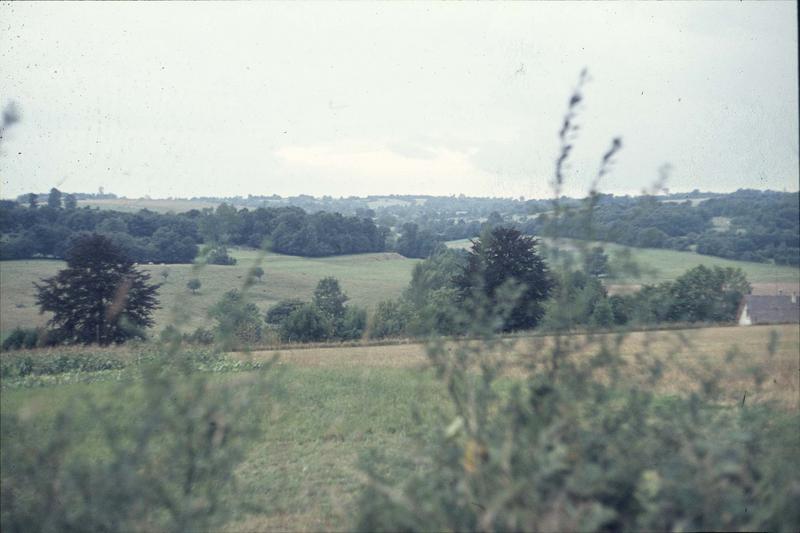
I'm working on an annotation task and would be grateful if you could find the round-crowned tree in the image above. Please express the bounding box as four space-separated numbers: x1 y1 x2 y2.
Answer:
454 227 553 332
35 233 160 345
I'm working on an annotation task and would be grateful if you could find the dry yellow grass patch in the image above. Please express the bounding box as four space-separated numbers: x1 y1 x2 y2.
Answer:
246 324 799 409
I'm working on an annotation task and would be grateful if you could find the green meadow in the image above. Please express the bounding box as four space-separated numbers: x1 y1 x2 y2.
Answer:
0 249 419 337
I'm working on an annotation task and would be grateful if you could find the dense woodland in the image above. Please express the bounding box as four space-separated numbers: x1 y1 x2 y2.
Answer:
2 188 798 265
0 193 385 262
528 190 800 265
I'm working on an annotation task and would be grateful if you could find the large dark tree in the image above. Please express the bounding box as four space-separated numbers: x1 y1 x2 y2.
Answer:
35 233 160 345
454 227 553 331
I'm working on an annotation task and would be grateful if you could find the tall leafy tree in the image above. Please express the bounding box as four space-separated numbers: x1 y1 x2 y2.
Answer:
313 277 348 320
668 265 751 322
454 227 553 331
35 233 160 344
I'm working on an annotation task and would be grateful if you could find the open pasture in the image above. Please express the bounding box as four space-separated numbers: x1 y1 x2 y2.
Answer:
0 249 419 336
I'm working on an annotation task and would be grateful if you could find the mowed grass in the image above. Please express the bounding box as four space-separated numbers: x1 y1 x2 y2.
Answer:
0 249 419 336
447 238 800 287
1 324 797 529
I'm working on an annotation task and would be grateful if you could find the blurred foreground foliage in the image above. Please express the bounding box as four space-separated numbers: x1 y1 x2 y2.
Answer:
356 281 800 531
356 72 798 532
1 347 277 532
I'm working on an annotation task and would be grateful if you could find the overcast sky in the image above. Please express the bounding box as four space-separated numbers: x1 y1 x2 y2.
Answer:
1 1 797 200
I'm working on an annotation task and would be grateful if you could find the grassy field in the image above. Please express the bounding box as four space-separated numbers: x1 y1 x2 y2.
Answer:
3 240 797 338
1 324 797 529
447 238 800 288
0 249 419 336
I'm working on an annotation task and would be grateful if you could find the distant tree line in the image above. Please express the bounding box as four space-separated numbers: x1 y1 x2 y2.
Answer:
373 190 798 265
526 190 799 266
3 188 796 264
0 192 386 262
0 192 201 263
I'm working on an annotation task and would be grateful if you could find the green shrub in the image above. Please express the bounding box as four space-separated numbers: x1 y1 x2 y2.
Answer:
280 304 332 343
369 299 412 339
184 327 215 345
1 328 27 351
0 328 57 351
21 329 39 349
337 305 368 341
209 289 262 348
265 298 306 326
407 287 461 336
187 278 202 294
159 324 182 344
206 245 237 265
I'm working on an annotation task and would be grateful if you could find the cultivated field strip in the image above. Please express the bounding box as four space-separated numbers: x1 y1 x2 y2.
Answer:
243 324 800 409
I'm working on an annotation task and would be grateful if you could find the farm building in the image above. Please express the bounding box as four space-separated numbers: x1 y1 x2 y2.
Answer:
737 294 800 325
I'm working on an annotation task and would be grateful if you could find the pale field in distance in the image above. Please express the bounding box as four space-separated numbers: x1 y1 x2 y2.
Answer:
77 198 224 213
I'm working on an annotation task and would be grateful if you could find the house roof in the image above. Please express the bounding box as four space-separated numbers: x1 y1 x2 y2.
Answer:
740 295 800 324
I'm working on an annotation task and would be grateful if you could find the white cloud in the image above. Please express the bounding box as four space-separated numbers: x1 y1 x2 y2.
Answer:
275 140 502 196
